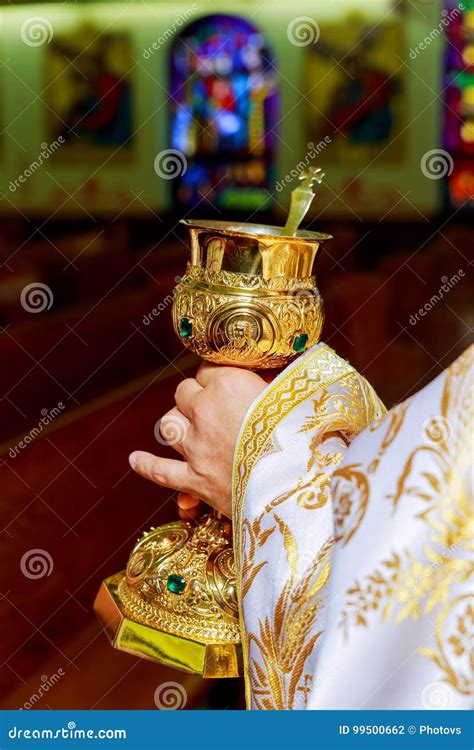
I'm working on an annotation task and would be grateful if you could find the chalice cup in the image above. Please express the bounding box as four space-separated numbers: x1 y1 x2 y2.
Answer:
173 220 330 368
94 177 331 679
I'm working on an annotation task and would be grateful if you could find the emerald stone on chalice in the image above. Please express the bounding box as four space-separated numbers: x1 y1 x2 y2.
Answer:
166 574 186 594
179 317 193 339
292 333 309 353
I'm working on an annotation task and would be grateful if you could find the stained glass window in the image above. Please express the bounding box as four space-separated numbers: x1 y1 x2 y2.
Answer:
443 1 474 207
170 14 279 211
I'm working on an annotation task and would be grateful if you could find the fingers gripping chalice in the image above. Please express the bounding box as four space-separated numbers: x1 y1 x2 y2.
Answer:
94 169 331 678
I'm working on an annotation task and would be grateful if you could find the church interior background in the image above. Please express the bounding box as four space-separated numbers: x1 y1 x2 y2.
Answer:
0 0 473 710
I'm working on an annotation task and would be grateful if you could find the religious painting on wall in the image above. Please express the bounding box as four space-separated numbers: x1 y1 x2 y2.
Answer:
169 14 280 210
44 24 134 161
304 12 406 165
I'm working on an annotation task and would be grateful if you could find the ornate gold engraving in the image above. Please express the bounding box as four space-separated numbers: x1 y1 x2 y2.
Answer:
172 221 330 369
119 516 240 645
183 263 318 292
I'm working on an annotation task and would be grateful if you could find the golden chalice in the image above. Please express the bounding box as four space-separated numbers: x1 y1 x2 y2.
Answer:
172 216 330 369
94 169 331 678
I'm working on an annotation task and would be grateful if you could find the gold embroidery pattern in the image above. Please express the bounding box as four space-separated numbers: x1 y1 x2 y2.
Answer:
326 396 408 545
241 513 276 598
329 398 408 545
233 347 353 533
233 349 384 545
366 400 410 473
331 464 370 545
248 532 333 709
419 595 473 695
233 346 352 705
339 346 474 696
232 344 384 706
298 374 384 516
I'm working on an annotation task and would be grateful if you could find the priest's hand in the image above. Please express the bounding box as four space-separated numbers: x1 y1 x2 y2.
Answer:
129 363 267 518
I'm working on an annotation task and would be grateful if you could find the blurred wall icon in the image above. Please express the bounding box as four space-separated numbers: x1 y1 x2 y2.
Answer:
46 24 134 160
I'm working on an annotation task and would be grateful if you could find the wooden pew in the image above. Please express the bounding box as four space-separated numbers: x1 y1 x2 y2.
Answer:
0 238 187 324
0 270 182 443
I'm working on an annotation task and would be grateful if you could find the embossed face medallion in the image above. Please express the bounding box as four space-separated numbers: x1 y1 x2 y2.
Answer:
207 302 277 366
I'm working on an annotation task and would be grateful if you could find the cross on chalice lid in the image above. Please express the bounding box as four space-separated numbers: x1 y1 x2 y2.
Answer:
283 166 325 237
299 166 325 190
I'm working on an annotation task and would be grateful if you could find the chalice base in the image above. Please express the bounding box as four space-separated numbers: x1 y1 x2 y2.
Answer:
94 572 242 679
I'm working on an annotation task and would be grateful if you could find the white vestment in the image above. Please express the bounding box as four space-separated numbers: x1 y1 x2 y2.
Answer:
232 343 473 710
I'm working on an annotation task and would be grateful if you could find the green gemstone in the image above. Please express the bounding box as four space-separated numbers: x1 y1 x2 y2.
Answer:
179 317 193 339
166 574 186 594
293 333 309 353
